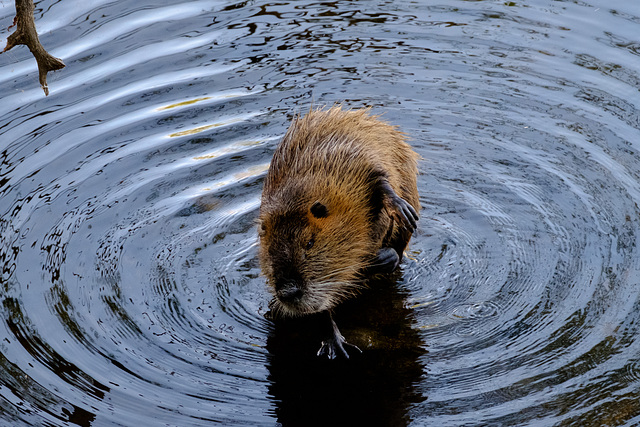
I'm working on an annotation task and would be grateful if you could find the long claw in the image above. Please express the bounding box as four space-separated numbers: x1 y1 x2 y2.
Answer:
317 312 361 360
392 195 418 231
378 178 419 232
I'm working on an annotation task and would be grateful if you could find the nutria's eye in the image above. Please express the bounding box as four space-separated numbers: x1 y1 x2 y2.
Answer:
306 238 315 250
310 201 328 218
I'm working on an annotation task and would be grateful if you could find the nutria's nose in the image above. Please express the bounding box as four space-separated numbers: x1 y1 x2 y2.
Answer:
277 284 303 302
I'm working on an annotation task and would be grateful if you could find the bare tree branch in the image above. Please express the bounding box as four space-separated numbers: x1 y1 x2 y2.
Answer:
3 0 65 96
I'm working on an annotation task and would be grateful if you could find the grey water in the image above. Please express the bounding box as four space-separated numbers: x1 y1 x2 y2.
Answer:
1 0 640 425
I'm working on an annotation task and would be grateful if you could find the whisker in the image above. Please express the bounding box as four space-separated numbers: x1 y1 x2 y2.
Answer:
313 264 362 283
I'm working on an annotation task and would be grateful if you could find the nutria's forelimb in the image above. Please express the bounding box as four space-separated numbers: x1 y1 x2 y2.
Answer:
378 178 419 232
365 247 400 275
317 311 362 359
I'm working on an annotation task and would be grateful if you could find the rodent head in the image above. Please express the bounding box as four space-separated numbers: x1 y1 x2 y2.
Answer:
258 187 373 317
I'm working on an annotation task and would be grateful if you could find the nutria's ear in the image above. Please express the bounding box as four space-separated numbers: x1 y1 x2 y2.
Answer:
257 219 266 236
310 201 328 218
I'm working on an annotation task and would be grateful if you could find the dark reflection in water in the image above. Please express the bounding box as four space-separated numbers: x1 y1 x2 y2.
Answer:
267 274 425 426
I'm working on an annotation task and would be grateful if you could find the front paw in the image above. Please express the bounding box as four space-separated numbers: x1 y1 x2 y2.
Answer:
317 313 362 360
377 178 419 232
370 247 400 274
391 195 419 232
317 335 361 360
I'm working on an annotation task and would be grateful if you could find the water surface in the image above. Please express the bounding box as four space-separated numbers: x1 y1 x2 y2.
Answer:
1 0 640 425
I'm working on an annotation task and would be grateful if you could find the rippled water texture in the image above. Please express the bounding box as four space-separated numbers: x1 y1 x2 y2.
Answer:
2 0 640 425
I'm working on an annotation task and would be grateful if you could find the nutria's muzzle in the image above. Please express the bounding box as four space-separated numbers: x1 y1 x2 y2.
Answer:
276 283 303 303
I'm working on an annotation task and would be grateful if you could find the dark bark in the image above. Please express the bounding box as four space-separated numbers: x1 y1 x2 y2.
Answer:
3 0 65 96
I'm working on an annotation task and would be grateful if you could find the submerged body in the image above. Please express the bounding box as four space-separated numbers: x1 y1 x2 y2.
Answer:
258 106 420 358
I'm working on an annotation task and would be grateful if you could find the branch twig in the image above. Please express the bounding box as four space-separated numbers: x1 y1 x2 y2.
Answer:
3 0 65 96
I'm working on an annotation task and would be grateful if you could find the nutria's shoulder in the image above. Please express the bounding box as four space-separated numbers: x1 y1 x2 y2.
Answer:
263 106 419 199
275 106 416 160
279 106 402 149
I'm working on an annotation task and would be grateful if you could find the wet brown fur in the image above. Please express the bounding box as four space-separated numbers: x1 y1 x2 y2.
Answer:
258 106 420 317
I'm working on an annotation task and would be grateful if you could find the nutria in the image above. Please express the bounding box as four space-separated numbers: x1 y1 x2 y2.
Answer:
258 106 420 359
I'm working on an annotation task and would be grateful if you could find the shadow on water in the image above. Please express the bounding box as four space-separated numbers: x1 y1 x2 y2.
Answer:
266 273 426 426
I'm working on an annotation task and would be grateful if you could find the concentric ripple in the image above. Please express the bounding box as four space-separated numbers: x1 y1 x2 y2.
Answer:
1 0 640 426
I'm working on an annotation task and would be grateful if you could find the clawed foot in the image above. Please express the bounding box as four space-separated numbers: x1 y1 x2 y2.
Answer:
317 312 361 360
317 335 361 360
379 178 419 232
390 194 419 232
367 247 399 274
